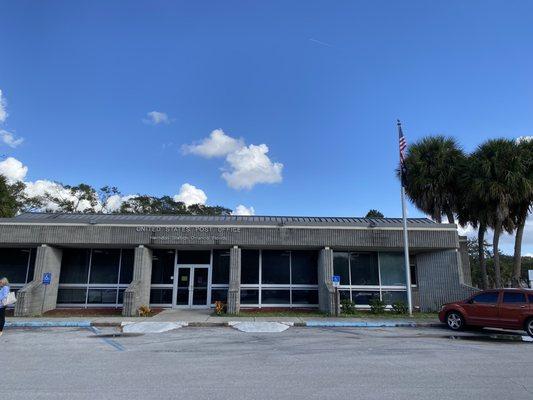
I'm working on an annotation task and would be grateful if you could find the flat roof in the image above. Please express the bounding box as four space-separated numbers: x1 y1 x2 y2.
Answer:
0 212 454 229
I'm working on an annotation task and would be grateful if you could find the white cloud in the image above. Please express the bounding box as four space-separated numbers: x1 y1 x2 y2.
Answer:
183 130 283 190
1 130 24 148
173 183 207 206
24 180 96 212
143 111 170 125
222 144 283 190
232 204 255 216
182 129 244 158
0 157 28 182
104 194 124 212
0 89 7 123
516 136 533 144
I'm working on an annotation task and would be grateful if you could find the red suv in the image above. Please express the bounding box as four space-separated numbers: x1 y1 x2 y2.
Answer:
439 289 533 337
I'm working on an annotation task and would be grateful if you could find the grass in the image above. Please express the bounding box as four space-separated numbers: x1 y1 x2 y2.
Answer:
213 309 439 319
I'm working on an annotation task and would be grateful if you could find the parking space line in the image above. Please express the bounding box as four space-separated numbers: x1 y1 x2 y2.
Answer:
87 327 125 352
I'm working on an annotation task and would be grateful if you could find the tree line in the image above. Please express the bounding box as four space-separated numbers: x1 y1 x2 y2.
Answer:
401 136 532 289
0 178 232 217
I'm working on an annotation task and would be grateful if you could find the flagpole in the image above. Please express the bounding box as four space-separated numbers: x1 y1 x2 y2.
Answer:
398 120 413 316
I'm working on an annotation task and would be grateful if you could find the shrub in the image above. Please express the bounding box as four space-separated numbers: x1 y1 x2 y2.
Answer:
340 299 356 314
214 301 226 315
138 305 151 317
391 301 408 314
369 298 386 314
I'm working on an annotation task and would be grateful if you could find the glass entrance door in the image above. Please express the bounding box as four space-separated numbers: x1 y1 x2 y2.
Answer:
174 266 210 307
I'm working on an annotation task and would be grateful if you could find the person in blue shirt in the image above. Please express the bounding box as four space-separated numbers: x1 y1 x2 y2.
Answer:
0 277 10 336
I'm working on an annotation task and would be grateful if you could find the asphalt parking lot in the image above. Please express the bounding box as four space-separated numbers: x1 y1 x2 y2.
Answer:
2 326 532 400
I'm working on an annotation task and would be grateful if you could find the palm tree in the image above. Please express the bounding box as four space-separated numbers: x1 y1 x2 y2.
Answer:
511 138 533 287
469 139 529 287
457 188 491 289
400 136 466 223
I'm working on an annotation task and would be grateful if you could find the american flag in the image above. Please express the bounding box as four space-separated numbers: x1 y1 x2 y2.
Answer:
398 120 407 185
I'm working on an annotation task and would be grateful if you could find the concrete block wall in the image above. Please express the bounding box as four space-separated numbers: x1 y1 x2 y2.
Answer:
227 246 241 314
15 245 63 317
318 247 336 315
417 249 478 312
123 245 153 317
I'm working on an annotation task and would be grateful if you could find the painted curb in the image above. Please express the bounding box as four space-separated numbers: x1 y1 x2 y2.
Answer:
6 321 92 328
305 321 439 328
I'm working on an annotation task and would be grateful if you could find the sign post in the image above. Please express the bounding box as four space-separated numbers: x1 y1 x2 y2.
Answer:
332 275 340 316
41 272 52 315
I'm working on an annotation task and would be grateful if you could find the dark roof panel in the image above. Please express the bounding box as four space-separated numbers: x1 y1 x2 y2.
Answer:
0 212 450 228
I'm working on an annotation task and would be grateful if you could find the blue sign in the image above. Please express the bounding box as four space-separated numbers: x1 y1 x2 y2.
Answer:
42 272 52 285
332 275 340 286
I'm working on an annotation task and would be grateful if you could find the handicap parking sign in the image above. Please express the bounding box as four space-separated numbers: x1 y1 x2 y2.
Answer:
332 275 340 287
42 272 52 285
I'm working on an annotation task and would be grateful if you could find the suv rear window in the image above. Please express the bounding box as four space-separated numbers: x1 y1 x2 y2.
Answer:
471 292 499 304
529 294 533 304
502 292 526 303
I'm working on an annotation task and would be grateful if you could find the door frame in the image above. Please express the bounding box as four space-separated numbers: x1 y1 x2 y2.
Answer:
172 263 212 308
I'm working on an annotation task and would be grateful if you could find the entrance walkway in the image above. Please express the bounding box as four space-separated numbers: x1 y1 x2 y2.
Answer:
150 308 213 323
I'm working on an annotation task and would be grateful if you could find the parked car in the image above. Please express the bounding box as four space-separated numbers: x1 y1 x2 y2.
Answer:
439 289 533 337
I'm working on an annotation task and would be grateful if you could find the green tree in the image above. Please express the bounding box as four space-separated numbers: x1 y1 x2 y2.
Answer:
365 209 384 218
469 139 530 287
400 136 466 223
510 138 533 286
0 175 18 217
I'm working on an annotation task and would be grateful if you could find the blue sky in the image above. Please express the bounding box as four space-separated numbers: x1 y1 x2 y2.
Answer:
1 1 532 253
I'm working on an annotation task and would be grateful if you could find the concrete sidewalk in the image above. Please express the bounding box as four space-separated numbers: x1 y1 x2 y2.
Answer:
6 308 442 328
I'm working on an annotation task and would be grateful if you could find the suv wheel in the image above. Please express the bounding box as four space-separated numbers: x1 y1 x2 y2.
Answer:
446 311 465 331
525 318 533 338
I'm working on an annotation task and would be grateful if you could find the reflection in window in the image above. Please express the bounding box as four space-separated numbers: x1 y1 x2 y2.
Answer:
241 250 259 284
261 251 290 284
0 248 36 286
58 248 134 306
333 252 350 285
379 253 406 286
350 253 379 285
291 251 318 284
151 250 175 284
212 250 230 284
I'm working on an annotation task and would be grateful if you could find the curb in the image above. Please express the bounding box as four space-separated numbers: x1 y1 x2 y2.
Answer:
6 321 92 328
304 321 443 328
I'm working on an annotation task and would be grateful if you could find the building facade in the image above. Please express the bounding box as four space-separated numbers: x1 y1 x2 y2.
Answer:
0 213 477 316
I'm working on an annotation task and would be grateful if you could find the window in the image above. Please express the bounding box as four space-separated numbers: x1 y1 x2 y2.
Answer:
410 262 417 286
333 251 411 308
333 252 350 285
240 289 259 305
379 253 406 286
57 248 133 307
212 250 230 284
261 289 290 304
119 250 134 284
291 251 318 285
151 250 175 284
502 292 526 303
352 291 379 305
529 294 533 304
0 248 36 288
471 292 499 304
150 288 173 304
261 250 290 284
241 250 259 284
292 290 318 305
60 249 90 284
350 253 379 285
89 249 120 284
